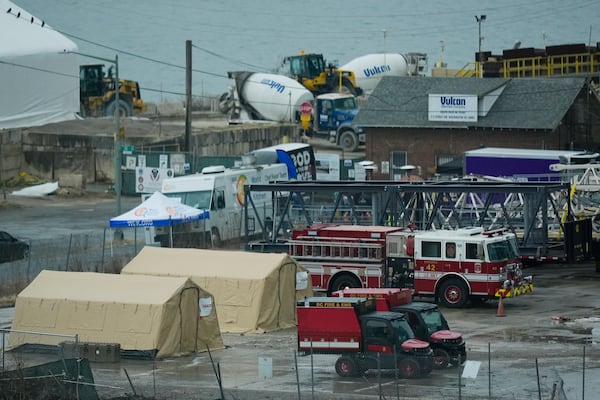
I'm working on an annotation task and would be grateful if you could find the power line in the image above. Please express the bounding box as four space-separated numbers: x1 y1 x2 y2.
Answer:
0 59 76 79
191 44 269 72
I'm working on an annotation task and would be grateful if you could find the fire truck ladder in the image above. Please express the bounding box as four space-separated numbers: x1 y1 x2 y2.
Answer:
289 237 386 288
290 236 384 261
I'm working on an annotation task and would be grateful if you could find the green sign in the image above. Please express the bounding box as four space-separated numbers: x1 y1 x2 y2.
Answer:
121 145 135 154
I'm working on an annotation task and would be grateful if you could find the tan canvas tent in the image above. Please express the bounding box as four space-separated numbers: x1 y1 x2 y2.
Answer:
121 246 313 333
9 270 223 358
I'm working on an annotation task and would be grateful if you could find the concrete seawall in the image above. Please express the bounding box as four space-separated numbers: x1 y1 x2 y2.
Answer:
0 115 301 184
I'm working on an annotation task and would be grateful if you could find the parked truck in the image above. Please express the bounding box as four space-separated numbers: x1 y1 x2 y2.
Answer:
332 288 466 369
297 296 434 378
155 163 289 248
219 71 364 152
249 224 534 307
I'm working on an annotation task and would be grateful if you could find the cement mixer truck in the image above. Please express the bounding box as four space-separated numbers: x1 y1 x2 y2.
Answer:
340 53 428 95
219 71 364 152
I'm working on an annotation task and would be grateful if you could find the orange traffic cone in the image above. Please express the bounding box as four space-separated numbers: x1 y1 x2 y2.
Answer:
496 296 506 317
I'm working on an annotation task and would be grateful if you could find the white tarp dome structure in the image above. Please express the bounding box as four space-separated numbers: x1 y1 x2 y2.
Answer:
0 0 79 129
9 270 224 358
122 246 313 333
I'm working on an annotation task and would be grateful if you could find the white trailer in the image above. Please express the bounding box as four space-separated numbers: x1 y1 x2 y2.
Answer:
153 163 289 248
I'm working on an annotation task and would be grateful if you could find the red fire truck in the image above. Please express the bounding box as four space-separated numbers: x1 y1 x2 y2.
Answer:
287 224 534 308
332 288 466 369
297 296 434 378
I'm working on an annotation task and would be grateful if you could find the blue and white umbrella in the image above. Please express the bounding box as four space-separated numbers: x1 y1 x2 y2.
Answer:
110 191 209 228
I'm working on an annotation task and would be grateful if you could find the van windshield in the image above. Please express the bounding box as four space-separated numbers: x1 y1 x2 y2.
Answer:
164 191 211 210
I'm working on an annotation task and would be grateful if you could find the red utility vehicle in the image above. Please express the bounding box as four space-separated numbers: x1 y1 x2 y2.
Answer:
333 288 466 369
297 296 434 378
288 224 533 307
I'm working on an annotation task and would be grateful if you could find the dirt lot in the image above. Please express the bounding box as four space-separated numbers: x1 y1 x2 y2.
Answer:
89 263 599 400
1 176 600 399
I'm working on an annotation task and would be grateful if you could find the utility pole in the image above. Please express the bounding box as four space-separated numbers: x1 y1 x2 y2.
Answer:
475 15 486 78
383 29 387 76
65 50 121 214
185 40 192 152
113 54 121 215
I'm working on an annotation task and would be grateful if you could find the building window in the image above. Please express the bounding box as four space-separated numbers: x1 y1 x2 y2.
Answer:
390 151 408 180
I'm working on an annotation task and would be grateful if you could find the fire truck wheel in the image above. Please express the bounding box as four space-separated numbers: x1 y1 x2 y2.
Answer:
438 278 469 308
398 357 420 379
432 348 450 369
335 356 357 377
328 274 362 295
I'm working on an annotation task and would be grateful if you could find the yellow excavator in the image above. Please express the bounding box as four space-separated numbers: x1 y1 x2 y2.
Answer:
282 52 363 96
79 64 147 118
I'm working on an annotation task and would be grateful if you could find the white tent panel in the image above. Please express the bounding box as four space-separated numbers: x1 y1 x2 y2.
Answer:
0 0 80 129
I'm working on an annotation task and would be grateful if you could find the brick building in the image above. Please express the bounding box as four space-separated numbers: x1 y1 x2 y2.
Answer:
354 76 600 180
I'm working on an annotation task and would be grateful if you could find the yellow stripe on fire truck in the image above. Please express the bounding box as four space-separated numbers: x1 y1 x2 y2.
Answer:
495 283 534 298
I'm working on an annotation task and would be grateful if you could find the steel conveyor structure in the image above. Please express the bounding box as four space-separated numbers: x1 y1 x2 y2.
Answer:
243 180 592 263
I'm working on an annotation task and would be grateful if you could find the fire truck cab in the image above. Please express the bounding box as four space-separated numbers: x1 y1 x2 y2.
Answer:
297 297 434 378
387 227 533 307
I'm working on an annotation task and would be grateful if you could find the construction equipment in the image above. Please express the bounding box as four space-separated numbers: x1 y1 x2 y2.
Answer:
219 71 364 152
476 42 600 79
79 64 147 118
282 52 363 96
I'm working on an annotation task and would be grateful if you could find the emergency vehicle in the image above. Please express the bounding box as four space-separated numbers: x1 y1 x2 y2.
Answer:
270 224 534 307
155 163 288 247
333 288 466 369
296 296 434 378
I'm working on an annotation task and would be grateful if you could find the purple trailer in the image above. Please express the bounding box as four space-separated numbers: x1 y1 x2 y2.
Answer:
464 147 587 181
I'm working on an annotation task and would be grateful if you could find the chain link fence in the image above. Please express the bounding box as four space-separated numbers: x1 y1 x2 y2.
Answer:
0 228 147 299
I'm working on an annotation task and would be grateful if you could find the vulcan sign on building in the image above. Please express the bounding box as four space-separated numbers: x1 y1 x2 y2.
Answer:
428 94 478 122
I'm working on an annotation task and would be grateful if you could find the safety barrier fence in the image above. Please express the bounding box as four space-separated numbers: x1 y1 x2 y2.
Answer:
0 228 147 298
0 333 588 399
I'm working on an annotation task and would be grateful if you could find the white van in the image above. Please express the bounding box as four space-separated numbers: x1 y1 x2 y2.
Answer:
153 163 288 247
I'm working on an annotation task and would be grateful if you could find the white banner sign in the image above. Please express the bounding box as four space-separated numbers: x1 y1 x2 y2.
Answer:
135 167 174 193
315 153 340 181
428 94 478 122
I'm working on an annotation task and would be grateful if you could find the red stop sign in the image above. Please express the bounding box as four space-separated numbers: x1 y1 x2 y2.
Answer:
300 102 312 115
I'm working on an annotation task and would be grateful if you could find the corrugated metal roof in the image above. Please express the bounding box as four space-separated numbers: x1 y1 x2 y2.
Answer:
354 76 586 130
